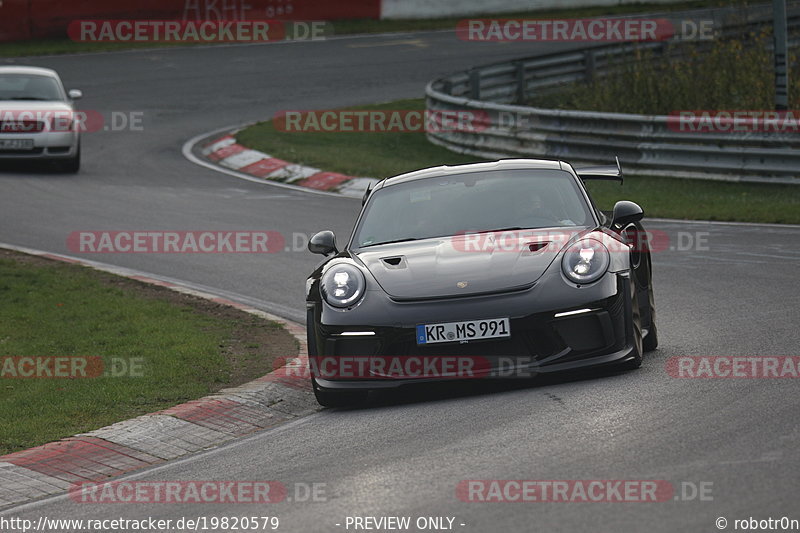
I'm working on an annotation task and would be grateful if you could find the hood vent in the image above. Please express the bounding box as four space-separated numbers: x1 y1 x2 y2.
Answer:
381 256 406 268
527 241 549 253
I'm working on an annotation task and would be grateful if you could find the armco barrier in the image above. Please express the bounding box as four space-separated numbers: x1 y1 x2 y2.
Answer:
426 3 800 184
0 0 381 41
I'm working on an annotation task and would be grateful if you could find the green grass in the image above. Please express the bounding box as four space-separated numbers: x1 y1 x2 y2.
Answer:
238 99 477 178
0 0 746 57
529 31 800 113
583 179 800 224
0 253 293 454
236 98 800 224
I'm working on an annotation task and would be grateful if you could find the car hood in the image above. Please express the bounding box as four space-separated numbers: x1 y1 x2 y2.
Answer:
354 229 584 300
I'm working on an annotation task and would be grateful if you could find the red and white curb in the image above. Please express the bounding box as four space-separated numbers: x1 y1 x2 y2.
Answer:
200 133 380 197
0 243 316 510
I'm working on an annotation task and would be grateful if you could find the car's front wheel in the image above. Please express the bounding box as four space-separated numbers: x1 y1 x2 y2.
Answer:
620 274 643 370
58 145 80 173
312 378 368 408
642 275 658 352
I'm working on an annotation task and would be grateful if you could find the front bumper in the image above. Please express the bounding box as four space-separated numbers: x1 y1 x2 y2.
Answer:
0 131 79 160
309 272 638 390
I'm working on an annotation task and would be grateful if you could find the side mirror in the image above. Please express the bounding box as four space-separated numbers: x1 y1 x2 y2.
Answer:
68 89 83 100
308 230 338 256
612 200 644 227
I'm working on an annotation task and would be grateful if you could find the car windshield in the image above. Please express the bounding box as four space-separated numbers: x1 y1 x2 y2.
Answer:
0 74 63 101
353 169 594 248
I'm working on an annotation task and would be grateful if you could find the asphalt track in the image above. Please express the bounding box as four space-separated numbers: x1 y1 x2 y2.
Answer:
1 28 799 533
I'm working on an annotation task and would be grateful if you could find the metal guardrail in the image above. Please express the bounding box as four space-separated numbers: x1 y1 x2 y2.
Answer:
426 3 800 184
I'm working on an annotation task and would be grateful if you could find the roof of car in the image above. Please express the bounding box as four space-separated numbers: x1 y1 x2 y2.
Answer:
379 159 569 188
0 66 59 77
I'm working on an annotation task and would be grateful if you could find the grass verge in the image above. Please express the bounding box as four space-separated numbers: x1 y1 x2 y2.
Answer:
528 32 799 113
0 249 297 455
235 98 800 224
0 0 745 57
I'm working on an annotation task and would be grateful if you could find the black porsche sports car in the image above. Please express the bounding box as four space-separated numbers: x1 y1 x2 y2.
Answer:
305 158 657 406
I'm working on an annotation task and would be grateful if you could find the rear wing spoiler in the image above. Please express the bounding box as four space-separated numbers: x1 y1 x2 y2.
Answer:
574 156 623 183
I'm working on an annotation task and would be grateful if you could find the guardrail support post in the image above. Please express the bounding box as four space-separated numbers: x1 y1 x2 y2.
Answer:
585 50 596 83
515 61 526 103
773 0 790 110
443 79 453 95
469 69 481 100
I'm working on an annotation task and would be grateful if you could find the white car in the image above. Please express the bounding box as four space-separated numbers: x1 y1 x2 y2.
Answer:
0 66 82 172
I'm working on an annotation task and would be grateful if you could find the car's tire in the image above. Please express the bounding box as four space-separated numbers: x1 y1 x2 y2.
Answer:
620 274 643 370
642 252 658 352
59 145 80 173
643 320 658 352
312 378 368 408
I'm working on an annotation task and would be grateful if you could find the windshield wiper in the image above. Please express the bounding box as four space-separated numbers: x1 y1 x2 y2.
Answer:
361 237 420 248
468 227 523 234
6 97 50 101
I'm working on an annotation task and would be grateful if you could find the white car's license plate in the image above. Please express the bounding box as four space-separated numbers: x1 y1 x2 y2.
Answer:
416 318 510 345
0 139 34 151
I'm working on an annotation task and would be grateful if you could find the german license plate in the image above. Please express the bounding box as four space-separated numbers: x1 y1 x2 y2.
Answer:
0 139 34 150
416 318 510 345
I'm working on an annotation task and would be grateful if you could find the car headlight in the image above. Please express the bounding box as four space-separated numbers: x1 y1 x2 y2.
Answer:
321 263 366 308
561 239 610 284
